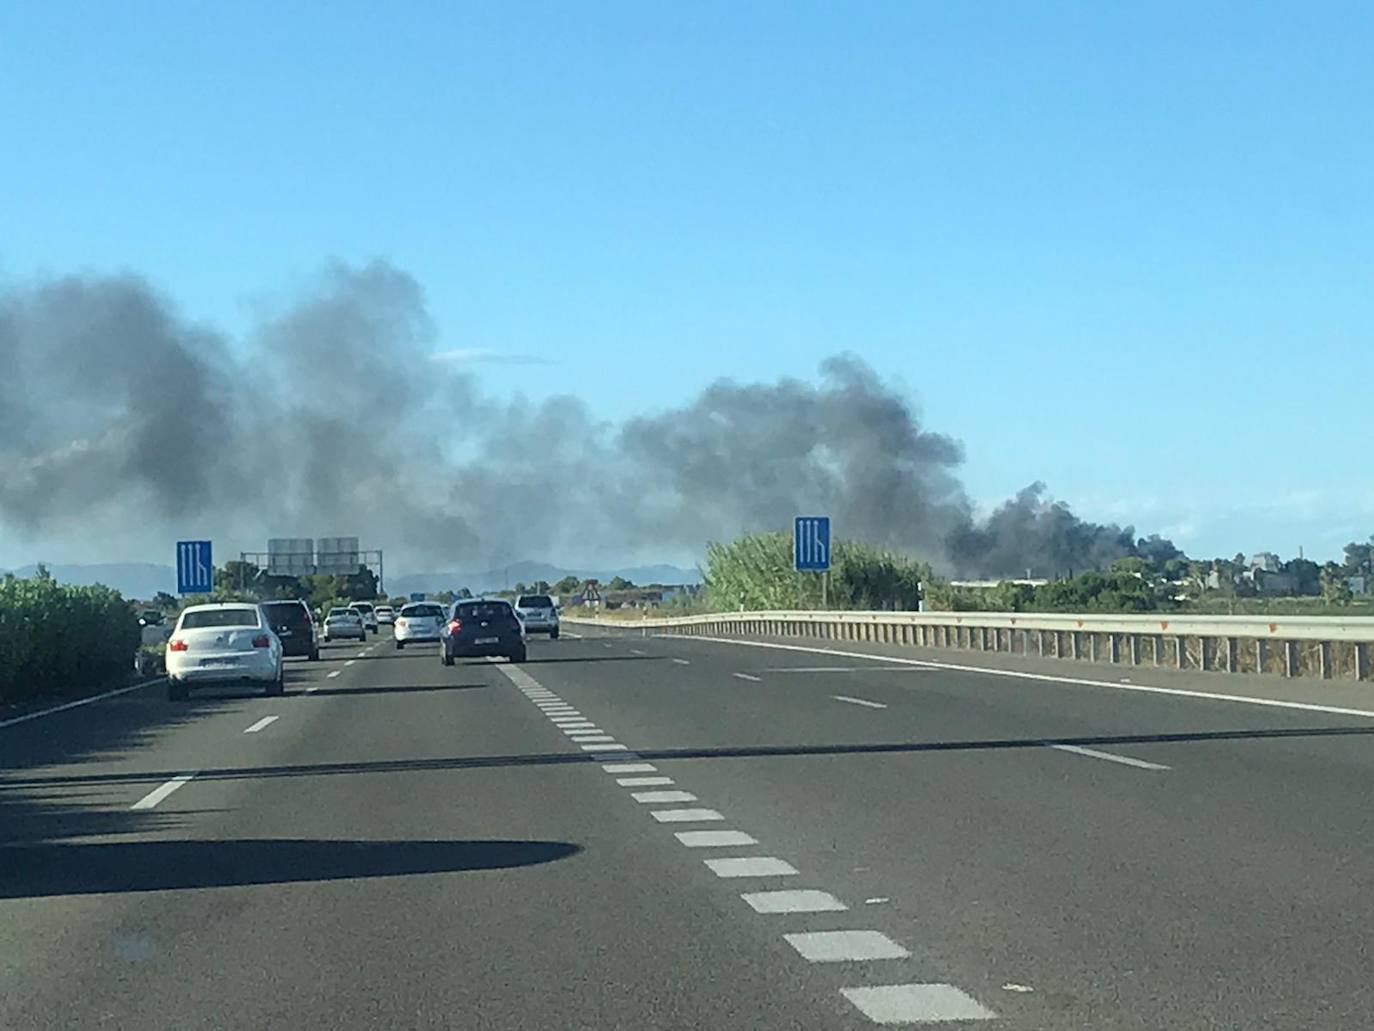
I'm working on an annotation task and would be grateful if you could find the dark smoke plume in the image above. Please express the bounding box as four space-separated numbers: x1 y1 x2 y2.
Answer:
0 261 1163 577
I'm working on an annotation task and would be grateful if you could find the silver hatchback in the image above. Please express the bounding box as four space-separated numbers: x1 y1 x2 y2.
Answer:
514 594 560 639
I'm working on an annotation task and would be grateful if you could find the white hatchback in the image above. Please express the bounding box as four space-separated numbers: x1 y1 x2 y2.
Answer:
165 603 284 700
393 602 445 649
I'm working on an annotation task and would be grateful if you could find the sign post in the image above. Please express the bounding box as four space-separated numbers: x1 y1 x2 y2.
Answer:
176 540 214 595
793 516 831 608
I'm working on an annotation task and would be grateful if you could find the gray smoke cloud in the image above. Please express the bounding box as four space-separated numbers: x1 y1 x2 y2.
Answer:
0 261 1160 577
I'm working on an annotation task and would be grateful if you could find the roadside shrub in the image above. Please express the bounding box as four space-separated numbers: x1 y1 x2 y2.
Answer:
0 573 141 706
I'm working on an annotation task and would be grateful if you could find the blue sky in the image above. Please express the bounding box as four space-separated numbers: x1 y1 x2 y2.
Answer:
2 1 1371 562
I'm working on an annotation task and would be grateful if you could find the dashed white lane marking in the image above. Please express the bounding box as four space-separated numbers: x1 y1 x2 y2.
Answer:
326 671 341 678
561 631 583 639
784 930 910 962
675 830 758 848
841 984 997 1023
603 643 614 649
617 776 675 787
631 790 697 804
651 808 724 823
304 685 319 693
741 889 848 914
732 672 762 682
344 660 356 667
865 897 890 905
243 716 279 733
131 773 196 810
557 722 598 729
672 658 691 665
832 694 888 709
604 763 657 773
631 648 647 655
703 857 798 878
581 743 628 751
1050 743 1170 771
571 735 616 743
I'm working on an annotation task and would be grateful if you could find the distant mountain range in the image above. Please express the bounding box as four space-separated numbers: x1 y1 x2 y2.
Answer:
2 561 700 600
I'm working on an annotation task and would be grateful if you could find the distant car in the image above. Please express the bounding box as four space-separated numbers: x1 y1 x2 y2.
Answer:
350 602 379 632
259 599 321 661
325 607 366 642
138 609 165 627
439 599 526 665
375 605 396 625
165 603 284 700
514 594 560 638
393 602 445 649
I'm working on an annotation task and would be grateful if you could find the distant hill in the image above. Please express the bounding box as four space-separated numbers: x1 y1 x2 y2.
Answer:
2 563 175 599
387 562 701 597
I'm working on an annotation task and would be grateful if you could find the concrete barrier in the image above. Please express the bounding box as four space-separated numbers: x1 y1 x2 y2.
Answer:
564 610 1374 682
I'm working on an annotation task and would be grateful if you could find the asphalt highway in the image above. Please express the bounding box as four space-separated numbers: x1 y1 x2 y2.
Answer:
4 626 1374 1029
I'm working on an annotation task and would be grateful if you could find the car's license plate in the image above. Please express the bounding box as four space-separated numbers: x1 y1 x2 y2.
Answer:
202 657 237 667
474 636 499 645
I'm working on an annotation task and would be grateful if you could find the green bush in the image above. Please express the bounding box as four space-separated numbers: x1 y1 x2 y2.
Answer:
703 532 931 612
0 573 141 706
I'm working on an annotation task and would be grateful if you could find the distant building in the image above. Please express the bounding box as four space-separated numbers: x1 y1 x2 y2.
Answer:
1349 576 1368 596
1250 552 1282 573
1253 570 1298 595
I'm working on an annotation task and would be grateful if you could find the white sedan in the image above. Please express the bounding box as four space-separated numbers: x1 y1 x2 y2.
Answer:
165 603 284 700
393 602 445 649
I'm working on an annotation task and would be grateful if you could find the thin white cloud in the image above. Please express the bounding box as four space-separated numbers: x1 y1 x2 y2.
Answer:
429 347 552 367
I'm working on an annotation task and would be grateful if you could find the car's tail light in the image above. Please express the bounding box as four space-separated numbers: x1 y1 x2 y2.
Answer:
252 634 271 648
447 619 461 633
169 639 188 652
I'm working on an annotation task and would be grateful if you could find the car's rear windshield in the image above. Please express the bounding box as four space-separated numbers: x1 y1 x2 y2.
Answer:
401 604 444 618
456 602 514 620
181 608 259 629
327 609 358 619
261 602 311 626
352 603 374 611
517 595 553 608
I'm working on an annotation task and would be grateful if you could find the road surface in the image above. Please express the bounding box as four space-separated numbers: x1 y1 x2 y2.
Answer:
4 627 1374 1028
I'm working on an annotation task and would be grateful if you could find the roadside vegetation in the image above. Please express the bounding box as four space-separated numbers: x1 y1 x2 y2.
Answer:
0 567 140 708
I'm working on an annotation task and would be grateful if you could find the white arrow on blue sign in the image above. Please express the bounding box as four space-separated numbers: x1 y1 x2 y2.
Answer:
793 516 831 572
176 540 214 594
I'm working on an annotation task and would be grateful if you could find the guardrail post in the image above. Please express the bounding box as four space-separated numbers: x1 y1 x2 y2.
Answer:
1284 640 1296 677
1319 641 1331 679
1089 633 1098 662
1356 643 1367 681
1109 634 1120 663
1256 639 1264 674
1071 632 1081 660
1224 637 1236 673
1175 636 1186 669
1128 634 1139 665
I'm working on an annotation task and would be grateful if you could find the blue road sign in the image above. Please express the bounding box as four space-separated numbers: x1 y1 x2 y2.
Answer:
176 540 214 594
410 592 426 602
794 516 831 572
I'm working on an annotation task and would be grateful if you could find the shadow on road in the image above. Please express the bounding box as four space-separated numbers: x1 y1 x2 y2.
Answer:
0 838 581 898
12 723 1374 793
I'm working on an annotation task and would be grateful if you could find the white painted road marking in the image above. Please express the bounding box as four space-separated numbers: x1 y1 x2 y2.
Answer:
1050 743 1171 770
631 790 697 803
651 808 724 823
603 643 614 649
557 722 598 730
581 743 628 751
672 658 691 665
767 666 926 674
616 776 674 787
243 716 279 734
675 830 758 848
673 633 1374 721
832 694 888 709
344 660 356 667
604 763 657 773
841 984 997 1023
741 889 848 914
732 673 761 682
571 734 616 743
784 930 910 962
703 857 798 878
631 648 647 655
304 685 319 693
131 773 196 810
326 670 341 678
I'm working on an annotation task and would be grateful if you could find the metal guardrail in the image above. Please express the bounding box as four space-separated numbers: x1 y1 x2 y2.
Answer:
564 610 1374 681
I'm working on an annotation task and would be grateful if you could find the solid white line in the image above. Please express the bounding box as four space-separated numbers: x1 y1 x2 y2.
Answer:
581 743 628 751
675 830 758 848
767 666 925 674
603 762 657 773
0 679 161 730
617 776 675 787
670 634 1374 721
704 857 798 878
832 694 888 709
741 889 847 914
732 673 762 682
631 790 697 803
651 808 724 823
326 670 341 678
131 773 196 810
571 734 616 743
243 716 279 734
784 930 910 962
672 658 691 665
1049 743 1170 770
841 984 996 1023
